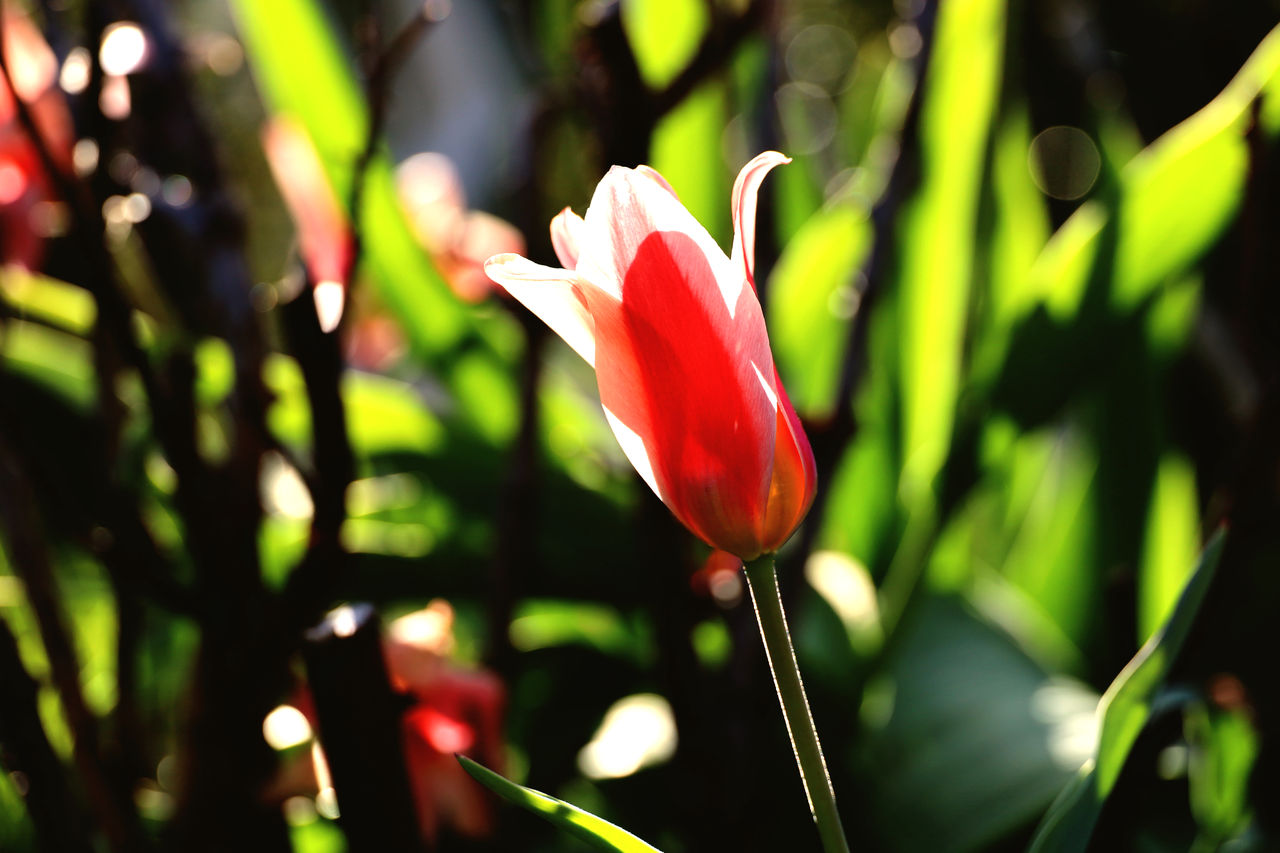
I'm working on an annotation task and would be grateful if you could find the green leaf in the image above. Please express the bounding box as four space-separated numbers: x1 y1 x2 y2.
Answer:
1026 24 1280 321
620 0 708 89
229 0 465 363
1186 702 1258 845
1028 529 1227 853
651 82 730 245
0 319 95 410
457 756 664 853
1137 453 1200 643
894 0 1006 500
861 595 1095 853
767 204 870 417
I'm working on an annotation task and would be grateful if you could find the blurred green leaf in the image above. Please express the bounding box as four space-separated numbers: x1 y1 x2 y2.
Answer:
1025 24 1280 320
459 756 664 853
263 354 445 457
193 337 234 408
970 107 1050 385
0 320 94 410
862 596 1095 853
767 204 870 417
895 0 1006 500
1186 702 1258 846
995 425 1099 654
0 271 95 335
343 370 446 457
651 83 730 245
621 0 707 89
1028 529 1226 853
0 762 34 850
289 817 345 853
1137 453 1200 643
509 600 653 666
229 0 466 362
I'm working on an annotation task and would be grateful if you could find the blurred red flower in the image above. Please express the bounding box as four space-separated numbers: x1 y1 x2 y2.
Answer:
0 7 72 269
383 600 504 843
485 152 817 560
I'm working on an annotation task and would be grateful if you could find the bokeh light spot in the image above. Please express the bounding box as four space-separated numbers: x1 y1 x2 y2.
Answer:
1028 125 1101 201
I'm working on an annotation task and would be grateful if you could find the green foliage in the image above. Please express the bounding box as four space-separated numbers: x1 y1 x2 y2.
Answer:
1028 532 1226 852
0 3 1276 853
459 756 664 853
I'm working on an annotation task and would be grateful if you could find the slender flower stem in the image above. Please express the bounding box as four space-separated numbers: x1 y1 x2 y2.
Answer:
744 555 851 853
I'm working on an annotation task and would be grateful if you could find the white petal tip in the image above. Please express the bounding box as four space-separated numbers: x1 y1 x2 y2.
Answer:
313 280 345 333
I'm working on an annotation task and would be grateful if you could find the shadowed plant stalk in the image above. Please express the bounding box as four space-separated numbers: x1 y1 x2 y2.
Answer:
744 555 851 853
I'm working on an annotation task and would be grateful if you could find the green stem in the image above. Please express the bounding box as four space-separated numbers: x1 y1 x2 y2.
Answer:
744 555 851 853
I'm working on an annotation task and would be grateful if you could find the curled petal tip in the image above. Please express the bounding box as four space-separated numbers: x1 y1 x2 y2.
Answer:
483 252 522 270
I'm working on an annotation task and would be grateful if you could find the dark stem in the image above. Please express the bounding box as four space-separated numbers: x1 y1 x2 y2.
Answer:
302 604 425 853
347 3 438 279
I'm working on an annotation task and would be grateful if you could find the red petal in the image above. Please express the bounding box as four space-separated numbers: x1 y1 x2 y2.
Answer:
760 368 817 551
576 168 779 557
261 118 353 287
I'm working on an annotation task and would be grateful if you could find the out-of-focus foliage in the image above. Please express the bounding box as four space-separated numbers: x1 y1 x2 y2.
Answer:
1 0 1278 852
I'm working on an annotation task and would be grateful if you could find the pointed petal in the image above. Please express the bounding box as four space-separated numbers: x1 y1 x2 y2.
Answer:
549 206 585 269
760 369 817 551
484 253 597 367
313 280 345 333
262 118 353 286
634 165 679 199
730 151 790 288
574 170 780 556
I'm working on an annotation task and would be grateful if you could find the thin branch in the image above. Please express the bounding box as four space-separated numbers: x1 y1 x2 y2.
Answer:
347 3 439 278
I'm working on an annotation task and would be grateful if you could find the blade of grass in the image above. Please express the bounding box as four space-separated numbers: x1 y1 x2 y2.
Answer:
1028 529 1227 852
457 756 663 853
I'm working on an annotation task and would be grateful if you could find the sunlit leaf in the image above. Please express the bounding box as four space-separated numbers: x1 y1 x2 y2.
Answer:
894 0 1006 499
1028 529 1227 852
651 83 730 245
0 320 94 410
1186 702 1258 845
621 0 707 89
767 204 870 417
458 756 664 853
0 270 95 335
509 600 653 665
1025 24 1280 319
1137 453 1200 643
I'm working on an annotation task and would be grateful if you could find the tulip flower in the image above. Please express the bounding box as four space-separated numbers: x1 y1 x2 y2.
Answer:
0 7 73 269
484 151 816 560
488 154 849 853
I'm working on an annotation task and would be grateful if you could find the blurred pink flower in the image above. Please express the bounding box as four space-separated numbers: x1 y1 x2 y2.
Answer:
397 152 524 303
